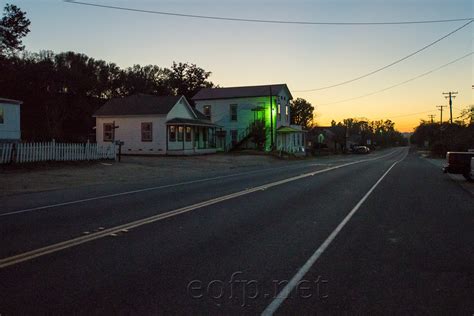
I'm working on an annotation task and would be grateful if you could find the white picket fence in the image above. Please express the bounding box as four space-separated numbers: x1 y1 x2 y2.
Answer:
0 141 116 164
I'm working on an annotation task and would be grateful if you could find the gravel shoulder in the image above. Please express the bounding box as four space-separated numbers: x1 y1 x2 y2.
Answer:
0 153 299 196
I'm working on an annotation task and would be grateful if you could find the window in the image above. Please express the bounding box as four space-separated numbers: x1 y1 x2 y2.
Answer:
285 105 289 122
230 104 237 121
169 126 176 142
277 103 281 121
178 126 184 141
141 122 152 142
103 123 114 142
203 105 211 119
185 126 192 141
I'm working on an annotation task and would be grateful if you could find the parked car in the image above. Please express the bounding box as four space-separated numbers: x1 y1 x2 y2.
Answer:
352 145 370 154
443 151 474 181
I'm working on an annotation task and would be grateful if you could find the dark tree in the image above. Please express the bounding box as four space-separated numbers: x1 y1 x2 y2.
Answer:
290 98 314 129
0 4 30 56
166 62 214 101
123 64 171 96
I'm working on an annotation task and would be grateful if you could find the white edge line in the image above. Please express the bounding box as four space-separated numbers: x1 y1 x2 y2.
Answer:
0 149 404 268
0 149 400 217
261 148 408 316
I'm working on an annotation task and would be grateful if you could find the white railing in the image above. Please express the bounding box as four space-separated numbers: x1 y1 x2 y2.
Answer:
0 141 116 164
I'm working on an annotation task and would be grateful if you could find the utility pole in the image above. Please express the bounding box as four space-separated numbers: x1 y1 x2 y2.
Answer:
442 91 458 124
428 114 436 123
436 105 446 124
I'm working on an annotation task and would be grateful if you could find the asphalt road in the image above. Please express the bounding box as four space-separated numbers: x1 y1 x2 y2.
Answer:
0 147 472 315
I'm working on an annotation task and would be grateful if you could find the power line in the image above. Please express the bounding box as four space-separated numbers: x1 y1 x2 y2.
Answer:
385 109 436 119
316 51 473 106
338 109 436 122
64 1 473 26
295 20 473 92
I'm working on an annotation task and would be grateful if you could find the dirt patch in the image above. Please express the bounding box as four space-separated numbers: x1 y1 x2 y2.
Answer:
0 153 285 196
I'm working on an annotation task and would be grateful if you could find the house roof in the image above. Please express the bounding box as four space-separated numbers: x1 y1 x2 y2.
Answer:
0 98 23 105
94 94 183 116
166 117 221 127
189 107 209 120
192 84 293 101
276 126 305 133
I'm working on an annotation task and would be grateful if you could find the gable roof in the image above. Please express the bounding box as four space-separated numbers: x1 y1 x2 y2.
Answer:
192 84 292 101
94 94 183 117
0 97 23 105
189 107 209 120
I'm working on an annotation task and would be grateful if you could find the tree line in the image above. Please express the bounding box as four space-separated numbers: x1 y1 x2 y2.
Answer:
0 51 215 140
307 118 407 154
411 119 473 156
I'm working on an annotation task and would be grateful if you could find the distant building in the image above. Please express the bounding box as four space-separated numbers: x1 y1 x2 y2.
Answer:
192 84 305 152
93 94 219 155
0 98 22 142
307 126 336 152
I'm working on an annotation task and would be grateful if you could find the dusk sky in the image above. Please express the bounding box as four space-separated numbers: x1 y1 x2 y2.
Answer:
7 0 473 132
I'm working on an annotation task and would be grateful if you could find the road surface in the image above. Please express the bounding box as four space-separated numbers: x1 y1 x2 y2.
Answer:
0 147 473 314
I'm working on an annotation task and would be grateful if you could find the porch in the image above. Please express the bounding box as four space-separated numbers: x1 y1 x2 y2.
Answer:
166 118 220 155
276 126 306 153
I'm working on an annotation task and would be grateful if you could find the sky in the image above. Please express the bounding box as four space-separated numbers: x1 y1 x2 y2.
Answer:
4 0 473 132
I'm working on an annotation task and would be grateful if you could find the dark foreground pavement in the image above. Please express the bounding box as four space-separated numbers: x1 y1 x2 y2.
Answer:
0 148 472 314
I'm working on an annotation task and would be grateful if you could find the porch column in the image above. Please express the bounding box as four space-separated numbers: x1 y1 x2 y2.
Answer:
182 125 185 150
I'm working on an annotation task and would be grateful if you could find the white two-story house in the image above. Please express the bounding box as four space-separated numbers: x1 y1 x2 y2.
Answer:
192 84 304 152
0 98 22 142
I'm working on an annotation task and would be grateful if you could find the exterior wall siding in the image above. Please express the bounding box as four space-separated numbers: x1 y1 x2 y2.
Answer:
0 102 21 141
96 115 167 154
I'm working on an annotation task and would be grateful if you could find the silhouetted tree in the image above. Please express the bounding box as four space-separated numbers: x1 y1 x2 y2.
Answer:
0 3 30 56
290 98 314 128
166 62 214 101
412 121 473 156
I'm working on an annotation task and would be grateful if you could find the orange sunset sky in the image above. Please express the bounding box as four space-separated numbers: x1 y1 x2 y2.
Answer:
13 0 473 132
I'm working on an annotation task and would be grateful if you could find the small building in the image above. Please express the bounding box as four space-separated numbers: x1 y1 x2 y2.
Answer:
0 98 22 142
192 84 305 152
94 94 219 155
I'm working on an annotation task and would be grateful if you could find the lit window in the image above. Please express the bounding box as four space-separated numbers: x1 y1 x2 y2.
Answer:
178 126 184 141
103 123 114 142
185 126 192 141
285 105 289 121
203 105 211 119
141 122 153 142
230 104 237 121
169 126 176 142
277 103 281 120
